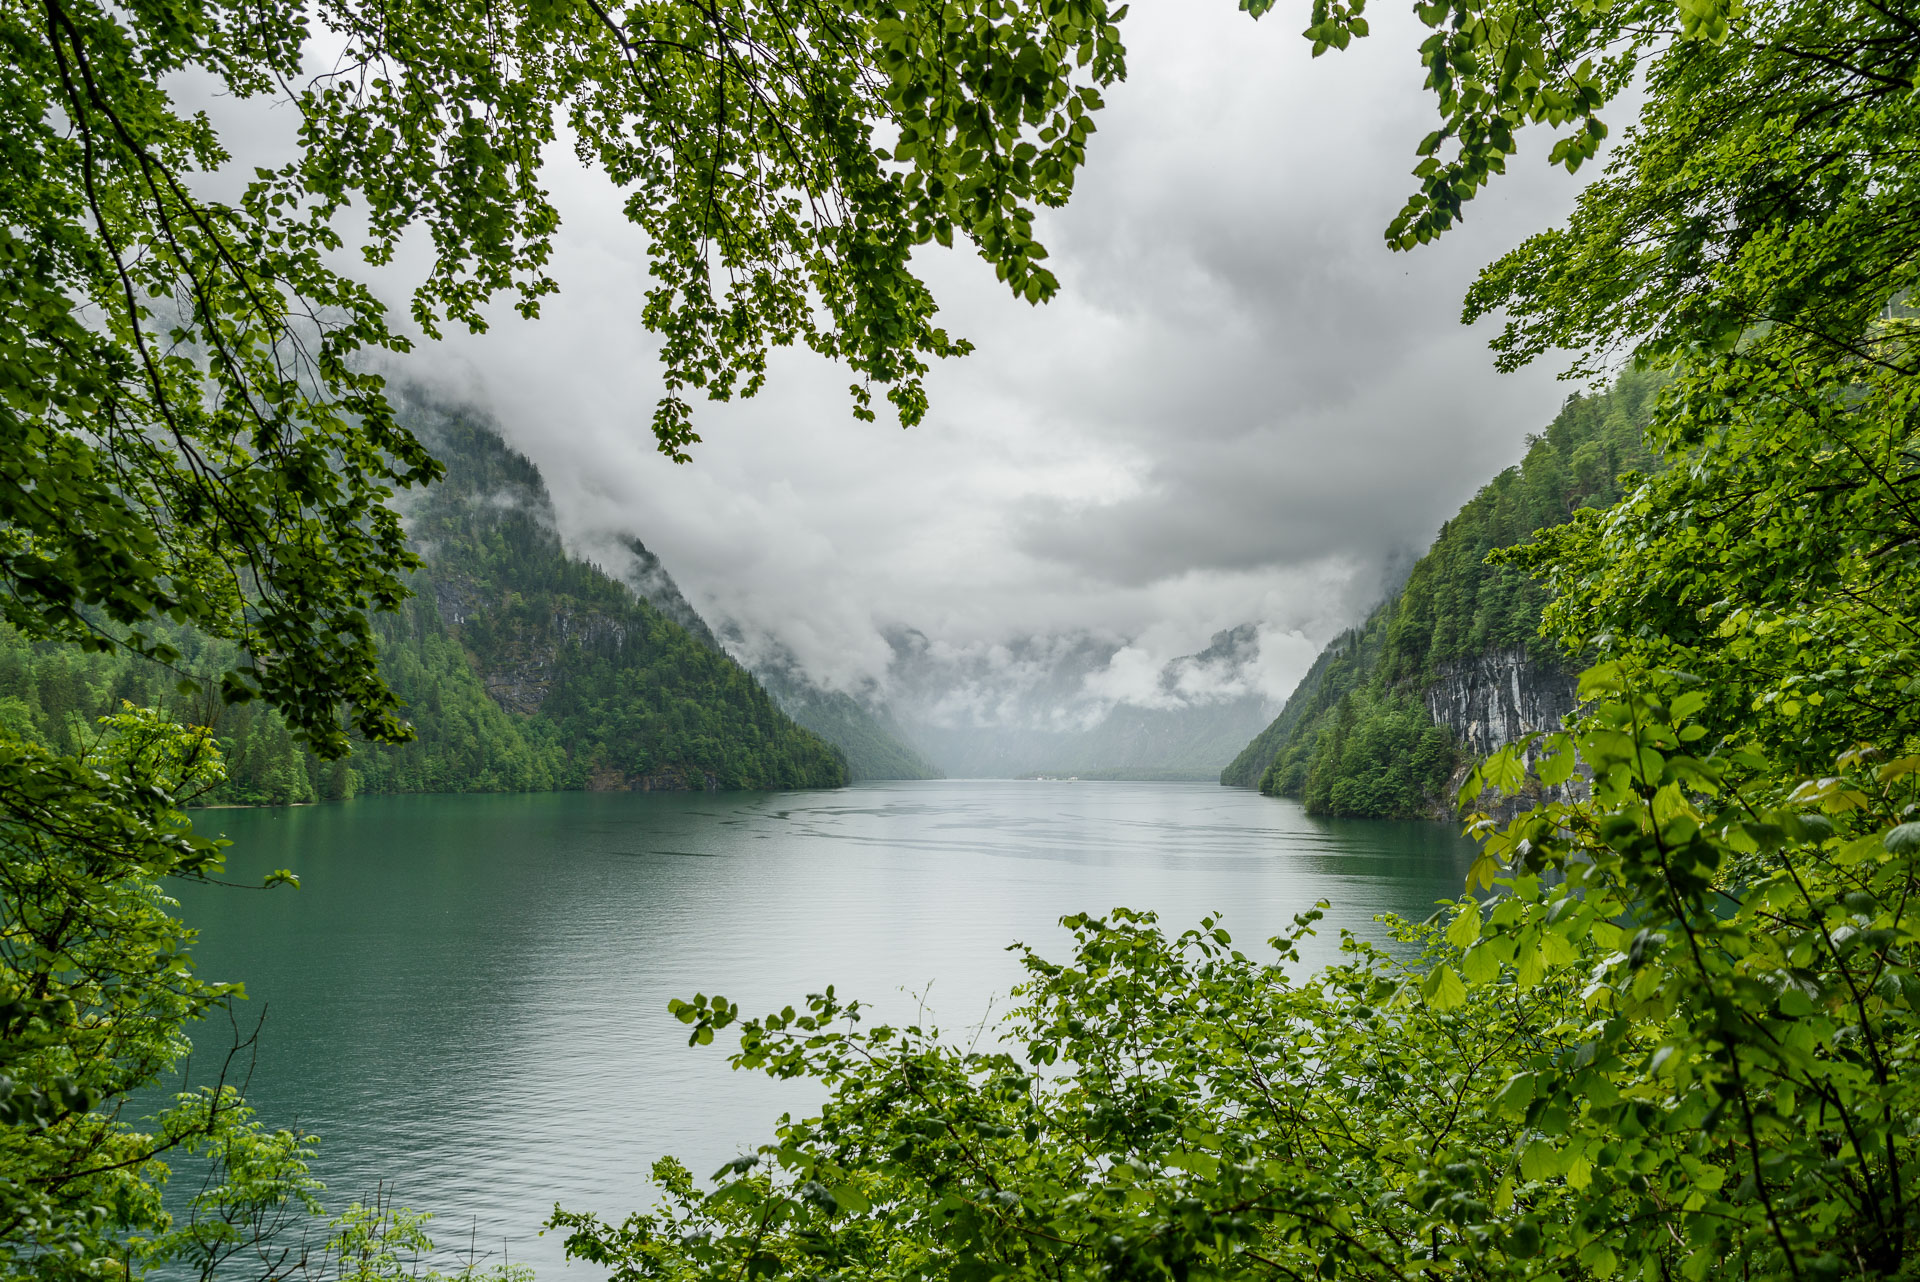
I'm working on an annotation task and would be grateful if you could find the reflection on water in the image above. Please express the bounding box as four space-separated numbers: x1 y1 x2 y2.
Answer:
165 782 1476 1274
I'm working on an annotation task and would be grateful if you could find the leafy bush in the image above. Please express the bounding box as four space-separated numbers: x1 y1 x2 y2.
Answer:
551 666 1920 1278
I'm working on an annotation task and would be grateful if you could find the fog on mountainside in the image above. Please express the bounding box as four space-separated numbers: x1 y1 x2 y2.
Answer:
624 553 1283 782
593 536 943 781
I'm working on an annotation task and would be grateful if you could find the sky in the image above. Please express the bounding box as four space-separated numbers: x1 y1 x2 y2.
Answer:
328 0 1593 704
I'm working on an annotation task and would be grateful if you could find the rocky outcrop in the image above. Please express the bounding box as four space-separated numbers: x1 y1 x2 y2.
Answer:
1423 647 1580 757
1422 647 1584 818
433 566 638 715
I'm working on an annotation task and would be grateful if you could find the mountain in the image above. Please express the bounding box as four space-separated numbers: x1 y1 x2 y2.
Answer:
399 397 846 792
883 624 1279 779
0 393 849 799
1222 369 1663 817
608 536 726 651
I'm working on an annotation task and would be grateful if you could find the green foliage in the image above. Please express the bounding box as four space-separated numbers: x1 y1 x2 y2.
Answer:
0 406 848 799
1443 0 1920 785
554 672 1920 1280
1497 344 1920 783
0 705 286 1276
339 598 564 798
1298 690 1456 818
0 611 560 805
1251 0 1920 815
1381 372 1661 686
1219 618 1383 790
1226 374 1659 813
1247 0 1734 252
1452 667 1920 1274
1242 614 1391 797
0 0 1133 756
0 703 564 1281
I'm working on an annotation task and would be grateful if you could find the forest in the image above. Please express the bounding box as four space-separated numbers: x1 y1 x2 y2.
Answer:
7 0 1920 1278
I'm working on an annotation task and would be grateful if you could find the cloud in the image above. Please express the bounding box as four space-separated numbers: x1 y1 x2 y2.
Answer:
185 0 1599 695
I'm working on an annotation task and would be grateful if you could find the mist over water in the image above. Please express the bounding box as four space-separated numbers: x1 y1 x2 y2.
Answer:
167 784 1475 1276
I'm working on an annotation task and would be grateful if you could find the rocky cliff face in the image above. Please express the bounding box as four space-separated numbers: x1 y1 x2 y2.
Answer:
1422 647 1580 758
1422 647 1583 816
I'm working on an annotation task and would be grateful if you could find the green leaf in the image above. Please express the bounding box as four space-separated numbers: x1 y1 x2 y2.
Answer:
1493 1071 1536 1119
1422 964 1467 1010
1518 1139 1564 1182
1884 822 1920 854
1462 939 1502 982
1538 741 1578 786
1445 901 1482 948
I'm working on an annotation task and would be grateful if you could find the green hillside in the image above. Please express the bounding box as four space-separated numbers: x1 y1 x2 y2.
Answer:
1223 370 1662 816
406 401 846 792
0 397 846 801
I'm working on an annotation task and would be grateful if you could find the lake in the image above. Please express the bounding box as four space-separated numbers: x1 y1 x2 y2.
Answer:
166 781 1477 1276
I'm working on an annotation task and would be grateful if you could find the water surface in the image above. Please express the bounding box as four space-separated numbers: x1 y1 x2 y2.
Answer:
170 781 1475 1274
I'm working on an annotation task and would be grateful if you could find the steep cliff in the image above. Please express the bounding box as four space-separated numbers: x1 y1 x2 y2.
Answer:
1226 370 1662 817
1422 647 1580 761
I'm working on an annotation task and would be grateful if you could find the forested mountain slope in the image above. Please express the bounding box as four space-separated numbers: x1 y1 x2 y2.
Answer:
591 548 940 782
403 398 846 792
1223 371 1661 816
0 396 847 800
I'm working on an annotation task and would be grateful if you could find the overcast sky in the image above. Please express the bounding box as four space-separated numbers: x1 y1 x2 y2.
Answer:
378 0 1592 700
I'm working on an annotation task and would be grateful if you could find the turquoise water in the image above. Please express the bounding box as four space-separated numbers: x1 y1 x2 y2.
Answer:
166 781 1476 1275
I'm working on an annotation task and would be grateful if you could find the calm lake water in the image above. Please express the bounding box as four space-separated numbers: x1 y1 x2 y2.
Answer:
164 781 1476 1275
